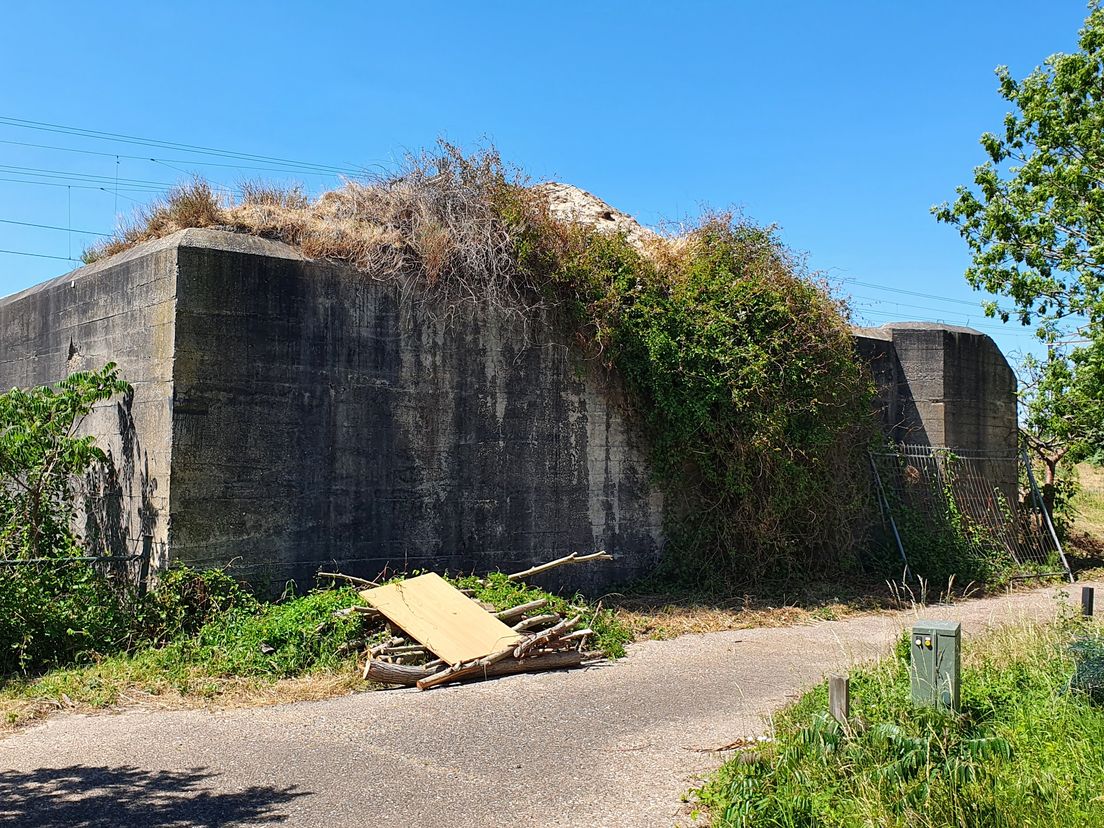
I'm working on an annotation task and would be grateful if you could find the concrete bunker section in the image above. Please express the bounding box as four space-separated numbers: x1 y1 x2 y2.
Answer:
0 229 1018 592
0 229 664 592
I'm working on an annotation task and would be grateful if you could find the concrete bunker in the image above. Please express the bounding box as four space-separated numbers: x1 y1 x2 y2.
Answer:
0 231 1018 592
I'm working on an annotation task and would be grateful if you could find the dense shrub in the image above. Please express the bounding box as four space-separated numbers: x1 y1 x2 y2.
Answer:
506 201 876 586
0 561 137 673
141 566 259 643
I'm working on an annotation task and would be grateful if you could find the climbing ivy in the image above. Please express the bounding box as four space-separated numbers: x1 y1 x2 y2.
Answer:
503 195 876 587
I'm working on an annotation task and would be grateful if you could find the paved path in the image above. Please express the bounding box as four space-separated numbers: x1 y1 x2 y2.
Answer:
0 582 1093 828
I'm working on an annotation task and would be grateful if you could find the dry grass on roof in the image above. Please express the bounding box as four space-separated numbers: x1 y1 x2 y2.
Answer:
83 145 555 317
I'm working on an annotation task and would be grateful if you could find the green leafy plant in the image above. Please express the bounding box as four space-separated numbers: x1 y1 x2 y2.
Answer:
0 365 134 672
503 200 877 587
0 364 130 558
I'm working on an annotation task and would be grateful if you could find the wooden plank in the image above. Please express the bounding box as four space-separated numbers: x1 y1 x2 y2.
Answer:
359 573 523 665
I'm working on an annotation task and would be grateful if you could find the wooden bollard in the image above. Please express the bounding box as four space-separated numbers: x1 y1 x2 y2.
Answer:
829 674 849 724
1084 586 1096 617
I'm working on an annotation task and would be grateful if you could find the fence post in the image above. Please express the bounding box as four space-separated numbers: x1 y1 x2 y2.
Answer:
829 674 849 724
1084 586 1095 618
138 534 152 595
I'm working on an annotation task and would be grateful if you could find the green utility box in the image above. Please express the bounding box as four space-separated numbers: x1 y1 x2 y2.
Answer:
910 620 961 712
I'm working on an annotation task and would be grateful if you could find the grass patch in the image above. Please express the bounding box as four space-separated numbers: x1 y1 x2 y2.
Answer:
693 610 1104 827
1067 463 1104 577
0 568 632 732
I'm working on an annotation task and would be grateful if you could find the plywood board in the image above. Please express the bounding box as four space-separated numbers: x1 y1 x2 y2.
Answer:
360 573 523 665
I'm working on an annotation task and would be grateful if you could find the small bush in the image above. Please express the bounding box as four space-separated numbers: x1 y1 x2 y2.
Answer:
141 566 259 643
0 560 137 673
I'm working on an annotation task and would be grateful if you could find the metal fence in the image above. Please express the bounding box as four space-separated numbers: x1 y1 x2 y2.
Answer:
870 444 1072 583
0 535 153 593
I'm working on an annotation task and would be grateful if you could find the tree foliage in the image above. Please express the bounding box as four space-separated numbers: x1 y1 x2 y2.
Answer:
1022 338 1104 480
0 364 130 558
936 4 1104 474
935 3 1104 337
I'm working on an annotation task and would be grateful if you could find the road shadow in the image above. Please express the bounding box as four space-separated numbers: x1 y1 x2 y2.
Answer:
0 765 309 827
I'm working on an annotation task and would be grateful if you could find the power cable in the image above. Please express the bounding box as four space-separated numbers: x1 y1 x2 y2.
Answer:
0 217 109 236
0 162 172 188
839 277 997 308
0 116 359 175
0 248 79 262
0 176 160 194
0 137 344 178
849 293 1019 324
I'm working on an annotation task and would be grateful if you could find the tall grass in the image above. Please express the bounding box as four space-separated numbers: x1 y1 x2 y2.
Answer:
695 610 1104 827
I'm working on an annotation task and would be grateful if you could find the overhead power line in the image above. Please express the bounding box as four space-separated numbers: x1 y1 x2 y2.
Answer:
840 277 995 308
0 176 158 196
0 162 172 188
0 248 79 262
0 217 109 236
0 116 359 176
0 137 344 178
848 293 1023 326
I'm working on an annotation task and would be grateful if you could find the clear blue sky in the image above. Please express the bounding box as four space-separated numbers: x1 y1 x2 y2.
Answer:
0 1 1092 365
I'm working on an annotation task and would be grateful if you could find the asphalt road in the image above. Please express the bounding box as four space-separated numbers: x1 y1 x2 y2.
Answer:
0 581 1092 828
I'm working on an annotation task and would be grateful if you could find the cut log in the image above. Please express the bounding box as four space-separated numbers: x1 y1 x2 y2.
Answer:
495 599 548 623
511 613 560 632
506 552 612 582
513 615 581 659
370 636 405 657
363 660 433 683
366 651 591 687
416 644 518 690
377 644 427 656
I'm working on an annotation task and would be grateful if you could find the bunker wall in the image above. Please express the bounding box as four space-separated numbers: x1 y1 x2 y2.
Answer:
0 244 177 564
167 236 664 591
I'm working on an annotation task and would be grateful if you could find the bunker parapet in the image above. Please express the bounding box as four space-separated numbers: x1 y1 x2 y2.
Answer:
0 229 1017 591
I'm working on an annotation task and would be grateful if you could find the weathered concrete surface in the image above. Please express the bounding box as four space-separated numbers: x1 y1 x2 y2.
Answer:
0 582 1089 828
853 321 1019 498
0 229 663 591
0 237 180 566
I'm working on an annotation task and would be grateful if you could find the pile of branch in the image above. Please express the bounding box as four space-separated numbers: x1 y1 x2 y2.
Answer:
363 607 599 689
322 551 611 690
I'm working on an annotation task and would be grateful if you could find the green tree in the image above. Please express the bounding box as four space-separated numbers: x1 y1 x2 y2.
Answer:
934 3 1104 338
0 364 131 558
936 4 1104 476
1021 338 1104 495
